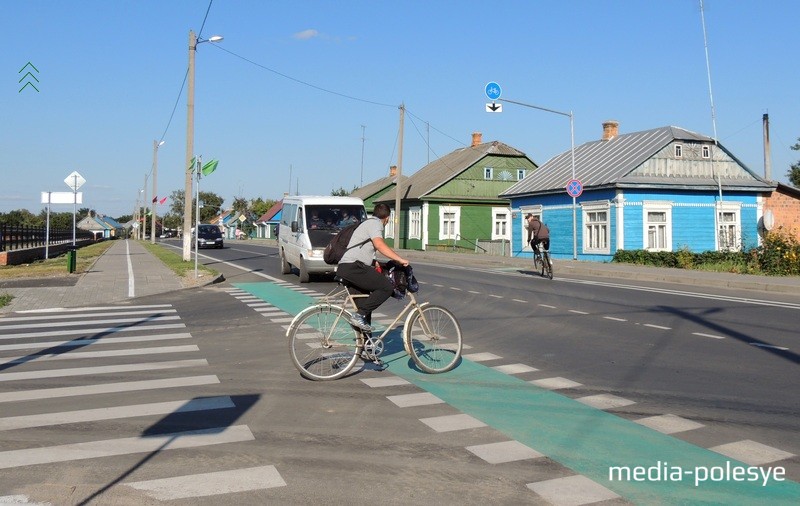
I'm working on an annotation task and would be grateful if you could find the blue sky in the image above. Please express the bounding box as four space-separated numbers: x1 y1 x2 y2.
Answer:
3 0 798 218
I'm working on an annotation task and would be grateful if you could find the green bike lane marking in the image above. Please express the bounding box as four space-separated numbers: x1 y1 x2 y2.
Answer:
236 281 800 505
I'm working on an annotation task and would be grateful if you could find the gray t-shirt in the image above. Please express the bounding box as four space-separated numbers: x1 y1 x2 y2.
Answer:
338 217 383 267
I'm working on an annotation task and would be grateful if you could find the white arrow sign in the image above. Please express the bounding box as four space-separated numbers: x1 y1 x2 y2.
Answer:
64 171 86 191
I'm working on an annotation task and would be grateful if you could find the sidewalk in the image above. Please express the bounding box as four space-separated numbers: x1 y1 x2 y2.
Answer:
0 240 186 313
1 240 798 314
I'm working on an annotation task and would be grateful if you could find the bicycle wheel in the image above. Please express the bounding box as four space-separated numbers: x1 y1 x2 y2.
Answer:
288 304 361 380
538 254 546 277
404 305 462 374
544 252 553 280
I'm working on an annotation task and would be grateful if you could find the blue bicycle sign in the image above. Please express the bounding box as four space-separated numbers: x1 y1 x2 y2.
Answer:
485 82 502 101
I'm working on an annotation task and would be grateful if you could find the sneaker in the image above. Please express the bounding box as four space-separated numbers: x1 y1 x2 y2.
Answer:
349 312 373 331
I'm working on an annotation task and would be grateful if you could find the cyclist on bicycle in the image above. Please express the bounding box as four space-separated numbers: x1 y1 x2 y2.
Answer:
337 203 409 331
525 213 550 260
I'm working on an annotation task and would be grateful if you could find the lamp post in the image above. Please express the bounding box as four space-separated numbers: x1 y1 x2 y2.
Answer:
182 30 223 261
499 98 578 260
151 140 165 244
141 173 149 240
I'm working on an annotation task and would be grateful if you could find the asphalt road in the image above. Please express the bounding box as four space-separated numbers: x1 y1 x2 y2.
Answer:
1 239 798 505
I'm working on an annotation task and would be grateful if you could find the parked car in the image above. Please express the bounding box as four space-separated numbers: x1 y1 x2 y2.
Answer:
193 224 224 249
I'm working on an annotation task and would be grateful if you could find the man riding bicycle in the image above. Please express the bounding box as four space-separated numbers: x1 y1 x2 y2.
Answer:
525 213 550 260
336 203 409 332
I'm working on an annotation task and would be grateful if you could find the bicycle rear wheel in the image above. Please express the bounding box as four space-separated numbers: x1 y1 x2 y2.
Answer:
544 252 553 280
404 305 462 374
288 304 361 380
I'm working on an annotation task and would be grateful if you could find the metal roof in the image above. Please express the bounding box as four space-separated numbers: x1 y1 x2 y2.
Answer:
500 126 773 197
350 174 407 200
378 141 528 202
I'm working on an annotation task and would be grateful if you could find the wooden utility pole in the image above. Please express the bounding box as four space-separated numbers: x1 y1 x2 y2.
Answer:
394 104 404 248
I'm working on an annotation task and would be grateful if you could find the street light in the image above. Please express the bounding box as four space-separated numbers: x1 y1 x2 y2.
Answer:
150 140 165 244
141 173 149 240
182 30 223 261
499 98 578 260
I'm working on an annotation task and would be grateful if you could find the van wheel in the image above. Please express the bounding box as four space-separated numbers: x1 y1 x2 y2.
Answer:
298 258 310 283
280 249 291 275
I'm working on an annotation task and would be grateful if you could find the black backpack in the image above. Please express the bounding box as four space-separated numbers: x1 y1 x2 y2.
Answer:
323 222 368 265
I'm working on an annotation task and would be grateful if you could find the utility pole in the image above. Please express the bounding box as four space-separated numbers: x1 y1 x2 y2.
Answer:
394 104 404 249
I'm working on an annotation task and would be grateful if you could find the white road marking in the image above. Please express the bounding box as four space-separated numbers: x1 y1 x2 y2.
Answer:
643 323 671 330
692 332 725 339
15 304 173 314
749 342 789 351
0 359 208 382
2 345 198 364
538 304 557 309
0 396 234 431
0 332 193 352
512 298 528 303
466 440 543 464
603 316 627 322
0 315 180 330
568 310 589 315
527 475 620 505
126 465 286 500
0 309 176 323
0 375 220 403
0 323 186 340
0 425 254 470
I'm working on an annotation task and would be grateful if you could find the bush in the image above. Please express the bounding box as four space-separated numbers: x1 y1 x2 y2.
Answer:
755 227 800 276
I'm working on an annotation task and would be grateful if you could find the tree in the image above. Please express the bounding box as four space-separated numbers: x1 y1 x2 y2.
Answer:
789 137 800 187
166 189 224 226
249 197 276 218
330 186 358 196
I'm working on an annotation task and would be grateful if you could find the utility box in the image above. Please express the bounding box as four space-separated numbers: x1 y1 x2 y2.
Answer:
66 246 77 273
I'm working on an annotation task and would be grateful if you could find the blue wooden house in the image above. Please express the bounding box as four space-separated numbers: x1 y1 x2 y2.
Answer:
499 122 775 261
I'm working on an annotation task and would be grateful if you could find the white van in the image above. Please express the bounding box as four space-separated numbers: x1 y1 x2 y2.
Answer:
278 196 368 282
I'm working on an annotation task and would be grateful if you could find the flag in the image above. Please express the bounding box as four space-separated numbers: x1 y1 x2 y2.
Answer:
152 196 157 203
159 197 167 205
188 156 196 173
201 159 218 176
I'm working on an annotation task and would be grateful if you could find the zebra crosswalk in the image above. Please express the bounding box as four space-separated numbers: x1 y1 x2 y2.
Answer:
0 304 286 503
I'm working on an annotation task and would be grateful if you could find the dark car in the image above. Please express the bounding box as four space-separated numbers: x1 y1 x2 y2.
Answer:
194 224 224 249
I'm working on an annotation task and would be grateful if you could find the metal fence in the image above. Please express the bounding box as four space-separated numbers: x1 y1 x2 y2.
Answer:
0 225 93 252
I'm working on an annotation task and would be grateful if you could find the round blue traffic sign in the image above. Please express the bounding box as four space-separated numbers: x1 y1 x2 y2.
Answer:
485 82 502 101
566 179 583 197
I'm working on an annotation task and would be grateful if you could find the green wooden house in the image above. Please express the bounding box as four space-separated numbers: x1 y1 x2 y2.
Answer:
375 133 538 252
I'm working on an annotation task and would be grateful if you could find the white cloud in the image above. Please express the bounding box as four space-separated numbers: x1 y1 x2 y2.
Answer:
293 29 319 41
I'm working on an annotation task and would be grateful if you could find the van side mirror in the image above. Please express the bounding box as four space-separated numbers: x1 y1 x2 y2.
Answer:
291 221 298 233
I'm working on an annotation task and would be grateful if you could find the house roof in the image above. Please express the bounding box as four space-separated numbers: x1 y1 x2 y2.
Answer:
500 126 774 197
257 201 283 223
377 140 529 202
350 174 408 201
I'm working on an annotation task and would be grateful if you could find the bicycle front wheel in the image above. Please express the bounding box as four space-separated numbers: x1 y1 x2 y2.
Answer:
404 305 462 374
288 304 361 381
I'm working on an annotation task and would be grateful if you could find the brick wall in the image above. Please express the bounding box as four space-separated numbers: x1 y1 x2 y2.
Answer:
763 186 800 241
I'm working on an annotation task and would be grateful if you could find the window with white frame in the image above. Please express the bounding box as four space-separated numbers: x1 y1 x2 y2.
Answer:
409 207 421 240
643 202 672 251
438 205 460 240
717 204 741 251
491 207 510 240
702 145 710 158
674 144 683 158
582 202 610 253
484 167 493 180
517 169 526 180
385 209 395 239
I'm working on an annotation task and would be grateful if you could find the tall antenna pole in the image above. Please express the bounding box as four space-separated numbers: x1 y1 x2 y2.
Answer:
394 104 405 248
426 121 430 165
288 164 292 196
700 0 722 202
360 125 366 187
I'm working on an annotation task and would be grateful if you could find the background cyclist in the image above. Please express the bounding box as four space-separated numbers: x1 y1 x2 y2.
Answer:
525 213 550 263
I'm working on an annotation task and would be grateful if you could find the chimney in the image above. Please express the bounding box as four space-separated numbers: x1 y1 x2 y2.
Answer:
389 165 397 177
471 132 482 147
602 120 619 141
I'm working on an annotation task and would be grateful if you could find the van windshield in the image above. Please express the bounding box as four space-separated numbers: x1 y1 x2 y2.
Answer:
305 205 367 232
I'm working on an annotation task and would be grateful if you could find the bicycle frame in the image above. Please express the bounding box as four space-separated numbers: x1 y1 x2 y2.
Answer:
314 284 427 345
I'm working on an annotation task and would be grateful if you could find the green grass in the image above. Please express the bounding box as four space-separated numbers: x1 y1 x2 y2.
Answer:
140 241 218 279
0 240 115 280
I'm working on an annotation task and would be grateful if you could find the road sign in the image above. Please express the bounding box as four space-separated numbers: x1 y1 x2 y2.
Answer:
64 171 86 191
486 102 502 113
566 179 583 198
41 191 82 204
485 82 501 101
